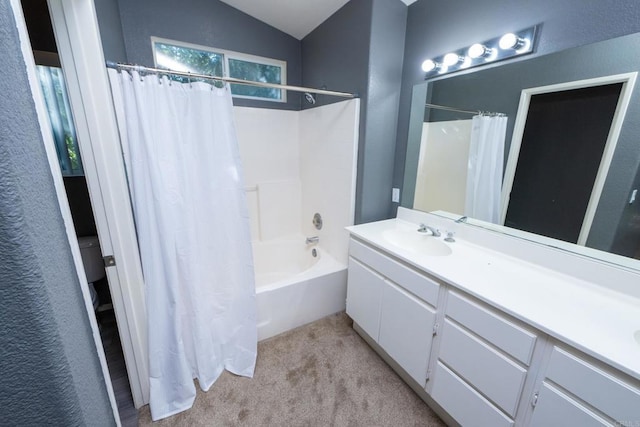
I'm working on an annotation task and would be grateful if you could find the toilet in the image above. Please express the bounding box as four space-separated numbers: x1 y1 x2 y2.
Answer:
78 236 106 310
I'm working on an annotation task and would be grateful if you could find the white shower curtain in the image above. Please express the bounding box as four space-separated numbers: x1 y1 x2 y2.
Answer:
464 115 508 224
107 69 257 421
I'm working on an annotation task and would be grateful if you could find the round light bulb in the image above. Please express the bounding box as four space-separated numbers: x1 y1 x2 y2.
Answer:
443 53 461 67
468 43 488 59
499 33 520 50
421 59 437 72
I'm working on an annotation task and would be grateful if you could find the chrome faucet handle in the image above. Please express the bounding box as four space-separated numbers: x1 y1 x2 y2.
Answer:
417 224 440 237
444 231 455 242
305 236 319 244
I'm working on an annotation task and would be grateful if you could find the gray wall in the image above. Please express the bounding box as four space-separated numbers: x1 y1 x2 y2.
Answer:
394 0 640 214
114 0 302 110
94 0 127 63
0 3 114 425
302 0 407 224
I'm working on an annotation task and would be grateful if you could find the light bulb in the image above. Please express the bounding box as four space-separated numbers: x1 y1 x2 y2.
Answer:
468 43 489 59
421 59 437 72
443 53 461 67
499 33 521 50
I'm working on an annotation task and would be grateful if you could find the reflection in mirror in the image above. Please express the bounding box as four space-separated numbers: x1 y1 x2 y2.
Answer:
414 112 507 224
402 32 640 267
502 75 635 246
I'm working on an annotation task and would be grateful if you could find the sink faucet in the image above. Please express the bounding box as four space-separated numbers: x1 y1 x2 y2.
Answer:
417 224 441 237
306 236 319 244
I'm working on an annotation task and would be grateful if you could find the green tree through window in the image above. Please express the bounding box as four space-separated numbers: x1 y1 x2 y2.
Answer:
37 66 83 176
153 39 285 101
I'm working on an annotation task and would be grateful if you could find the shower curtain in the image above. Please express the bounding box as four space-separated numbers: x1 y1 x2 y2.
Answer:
465 115 508 224
107 69 257 421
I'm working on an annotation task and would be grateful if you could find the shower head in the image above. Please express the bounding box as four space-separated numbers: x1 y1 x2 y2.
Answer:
304 92 316 105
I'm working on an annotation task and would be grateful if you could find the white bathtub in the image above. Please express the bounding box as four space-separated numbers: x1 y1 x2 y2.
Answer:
252 236 347 341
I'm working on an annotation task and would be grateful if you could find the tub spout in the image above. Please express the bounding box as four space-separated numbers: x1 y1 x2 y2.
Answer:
306 236 319 245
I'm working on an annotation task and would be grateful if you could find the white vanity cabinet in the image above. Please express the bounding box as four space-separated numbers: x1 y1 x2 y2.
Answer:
430 290 538 427
345 228 640 427
346 238 439 386
529 346 640 427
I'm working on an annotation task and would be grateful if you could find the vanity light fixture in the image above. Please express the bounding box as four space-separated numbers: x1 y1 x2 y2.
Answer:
421 59 440 73
443 53 463 67
468 43 492 59
499 33 524 50
422 25 538 79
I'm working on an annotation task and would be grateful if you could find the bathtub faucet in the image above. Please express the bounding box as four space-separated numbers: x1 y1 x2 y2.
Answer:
306 236 319 245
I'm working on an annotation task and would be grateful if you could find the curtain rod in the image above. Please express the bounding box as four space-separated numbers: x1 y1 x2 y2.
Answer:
425 103 504 116
106 61 358 99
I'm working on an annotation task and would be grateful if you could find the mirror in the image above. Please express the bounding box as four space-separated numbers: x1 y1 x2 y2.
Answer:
402 31 640 269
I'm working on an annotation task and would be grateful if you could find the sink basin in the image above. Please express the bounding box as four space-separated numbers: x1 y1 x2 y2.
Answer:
382 228 452 256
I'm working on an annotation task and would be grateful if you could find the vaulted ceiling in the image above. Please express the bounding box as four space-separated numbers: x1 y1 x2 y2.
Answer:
219 0 417 40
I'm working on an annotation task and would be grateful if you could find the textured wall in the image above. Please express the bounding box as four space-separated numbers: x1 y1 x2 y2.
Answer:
302 0 406 224
115 0 302 110
394 0 640 211
0 3 114 425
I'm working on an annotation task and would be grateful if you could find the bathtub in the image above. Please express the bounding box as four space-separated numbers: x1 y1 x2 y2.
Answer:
252 236 347 341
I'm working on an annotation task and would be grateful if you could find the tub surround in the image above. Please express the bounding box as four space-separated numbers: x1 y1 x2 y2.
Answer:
346 207 640 425
235 99 359 265
234 100 359 341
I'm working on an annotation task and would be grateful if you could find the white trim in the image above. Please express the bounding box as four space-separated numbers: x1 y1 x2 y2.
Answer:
10 0 120 423
501 72 637 245
150 36 288 103
48 0 150 407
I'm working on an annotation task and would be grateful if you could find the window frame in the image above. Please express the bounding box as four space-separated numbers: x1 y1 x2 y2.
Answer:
151 36 287 103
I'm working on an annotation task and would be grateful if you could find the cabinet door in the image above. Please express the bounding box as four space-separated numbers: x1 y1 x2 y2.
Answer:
378 280 436 386
346 257 384 341
530 383 611 427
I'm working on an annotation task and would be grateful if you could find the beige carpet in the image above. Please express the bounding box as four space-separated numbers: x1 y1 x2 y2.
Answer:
138 313 445 426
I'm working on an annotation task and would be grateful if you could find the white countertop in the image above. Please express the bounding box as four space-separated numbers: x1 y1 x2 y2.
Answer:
347 217 640 381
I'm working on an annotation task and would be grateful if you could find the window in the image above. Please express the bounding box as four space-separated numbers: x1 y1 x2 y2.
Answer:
36 65 84 176
152 37 286 102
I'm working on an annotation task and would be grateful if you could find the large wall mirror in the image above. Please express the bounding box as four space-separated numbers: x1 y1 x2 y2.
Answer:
402 32 640 270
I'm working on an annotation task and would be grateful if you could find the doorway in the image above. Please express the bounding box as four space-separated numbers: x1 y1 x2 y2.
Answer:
21 0 137 425
502 74 637 245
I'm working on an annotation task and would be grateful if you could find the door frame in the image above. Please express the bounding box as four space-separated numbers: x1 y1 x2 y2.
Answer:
15 0 150 408
501 72 637 245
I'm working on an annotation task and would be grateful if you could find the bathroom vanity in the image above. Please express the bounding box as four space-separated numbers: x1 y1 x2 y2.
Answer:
346 208 640 427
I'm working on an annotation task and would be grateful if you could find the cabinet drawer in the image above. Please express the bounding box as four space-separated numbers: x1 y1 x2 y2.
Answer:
530 383 611 427
431 361 514 427
346 258 383 341
349 238 440 307
439 319 527 417
379 280 436 386
446 291 536 365
545 346 640 423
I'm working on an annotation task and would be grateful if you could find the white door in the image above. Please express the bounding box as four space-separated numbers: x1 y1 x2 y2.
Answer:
501 73 637 245
36 0 149 407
